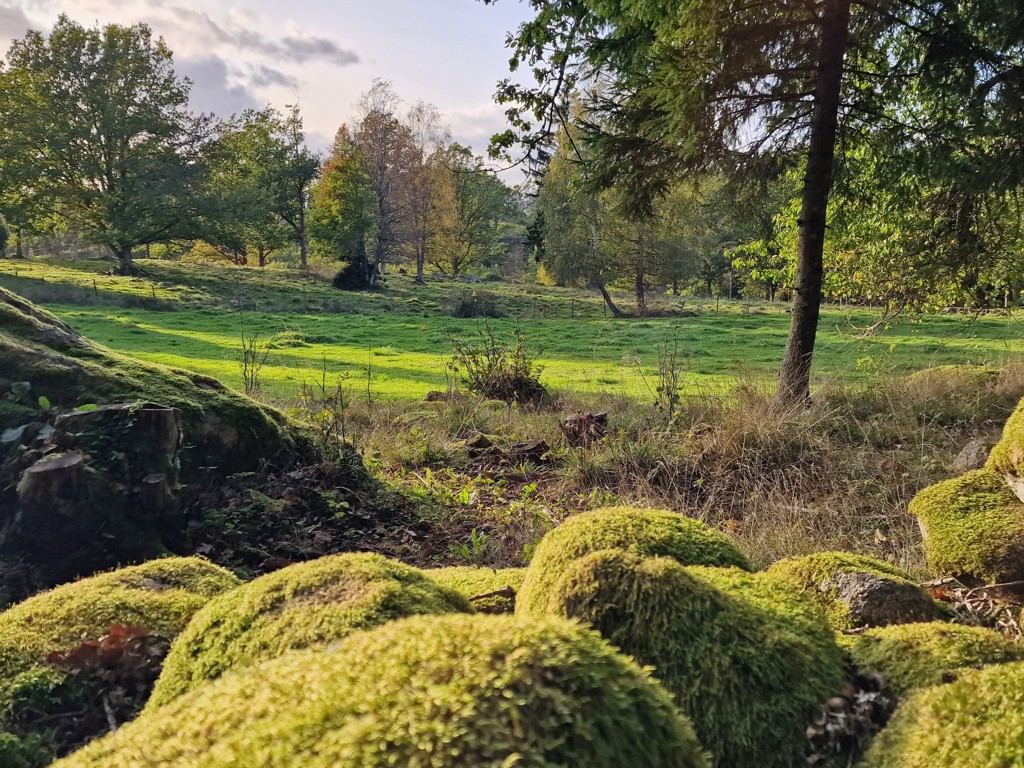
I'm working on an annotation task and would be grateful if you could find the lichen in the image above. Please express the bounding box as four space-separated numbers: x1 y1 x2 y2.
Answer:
147 552 473 709
543 549 844 768
861 660 1024 768
909 468 1024 584
0 557 239 766
426 566 525 614
767 551 933 630
55 614 710 768
516 506 750 617
843 621 1024 695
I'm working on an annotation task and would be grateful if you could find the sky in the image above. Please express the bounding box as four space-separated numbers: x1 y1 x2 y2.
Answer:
0 0 535 174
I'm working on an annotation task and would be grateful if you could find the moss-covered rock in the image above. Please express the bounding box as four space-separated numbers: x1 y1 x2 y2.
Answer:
767 552 941 630
988 391 1024 500
843 621 1024 695
147 552 472 709
0 286 312 475
0 557 238 766
909 468 1024 585
541 549 843 768
426 566 525 614
516 506 750 617
861 659 1024 767
56 614 709 768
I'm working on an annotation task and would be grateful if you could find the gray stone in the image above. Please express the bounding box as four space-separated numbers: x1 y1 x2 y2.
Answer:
829 571 943 627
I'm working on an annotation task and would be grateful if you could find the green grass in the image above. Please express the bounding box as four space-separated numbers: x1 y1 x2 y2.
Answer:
1 258 1022 401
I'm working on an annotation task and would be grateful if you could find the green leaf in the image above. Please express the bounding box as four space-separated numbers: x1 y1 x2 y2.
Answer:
37 395 51 410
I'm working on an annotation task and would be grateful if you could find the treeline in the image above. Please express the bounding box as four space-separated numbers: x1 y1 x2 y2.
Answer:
0 17 523 281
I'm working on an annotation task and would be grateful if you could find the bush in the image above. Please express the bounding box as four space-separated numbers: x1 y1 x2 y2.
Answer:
0 558 239 766
450 290 504 318
425 566 525 614
909 468 1024 585
843 621 1024 696
448 323 547 405
331 260 374 290
861 660 1024 767
146 552 472 709
544 550 843 768
767 552 940 630
55 614 709 768
516 506 750 618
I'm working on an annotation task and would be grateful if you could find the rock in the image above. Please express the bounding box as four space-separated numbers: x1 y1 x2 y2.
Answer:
463 431 497 457
503 438 550 464
829 571 943 627
951 439 990 474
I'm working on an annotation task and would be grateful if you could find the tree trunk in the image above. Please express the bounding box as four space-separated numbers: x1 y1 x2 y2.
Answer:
777 0 852 405
111 245 134 275
596 283 626 318
298 202 309 270
635 263 647 316
416 249 425 283
14 227 24 259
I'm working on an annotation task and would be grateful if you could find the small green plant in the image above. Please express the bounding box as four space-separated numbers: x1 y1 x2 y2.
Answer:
296 356 352 457
450 528 490 565
447 323 546 405
239 328 270 398
637 337 686 425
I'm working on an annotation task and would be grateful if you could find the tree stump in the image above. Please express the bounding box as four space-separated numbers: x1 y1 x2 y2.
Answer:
16 453 87 517
559 412 609 448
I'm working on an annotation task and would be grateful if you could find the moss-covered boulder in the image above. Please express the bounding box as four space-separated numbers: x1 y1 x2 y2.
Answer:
0 287 312 475
426 566 525 614
56 614 709 768
767 552 942 630
538 549 843 768
909 468 1024 586
988 391 1024 501
516 506 750 617
861 659 1024 767
0 557 239 767
843 621 1024 696
147 552 472 709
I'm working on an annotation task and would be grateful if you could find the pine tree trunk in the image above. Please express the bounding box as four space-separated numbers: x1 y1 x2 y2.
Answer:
777 0 852 404
596 283 626 318
635 264 647 316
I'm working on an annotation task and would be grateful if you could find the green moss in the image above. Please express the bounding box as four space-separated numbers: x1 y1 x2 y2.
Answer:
544 549 843 768
56 614 709 768
147 552 472 709
0 557 238 766
905 364 998 388
516 506 750 617
0 400 37 429
909 468 1024 584
843 622 1024 695
767 551 930 630
861 660 1024 768
987 393 1024 478
426 566 525 614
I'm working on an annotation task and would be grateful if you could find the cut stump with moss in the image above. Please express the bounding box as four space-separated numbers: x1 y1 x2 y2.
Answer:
861 659 1024 768
0 557 239 768
909 468 1024 588
540 549 844 768
56 614 710 768
516 506 750 617
147 552 472 709
843 621 1024 696
767 552 942 630
426 566 525 614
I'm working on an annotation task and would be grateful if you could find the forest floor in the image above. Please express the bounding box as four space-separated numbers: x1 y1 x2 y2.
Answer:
4 256 1024 572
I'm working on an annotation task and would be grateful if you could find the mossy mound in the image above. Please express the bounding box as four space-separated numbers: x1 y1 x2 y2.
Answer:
861 659 1024 767
147 552 472 709
767 552 941 630
0 557 239 767
516 506 750 617
426 566 525 613
843 621 1024 695
56 614 709 768
909 468 1024 585
544 549 843 768
988 391 1024 495
0 286 312 475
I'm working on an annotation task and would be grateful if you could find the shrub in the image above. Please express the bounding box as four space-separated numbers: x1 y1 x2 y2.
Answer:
146 552 472 709
448 323 547 405
843 621 1024 696
55 614 709 768
909 468 1024 585
0 558 239 766
767 552 940 630
544 550 842 768
426 566 525 614
450 289 504 318
861 660 1024 767
516 506 750 618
